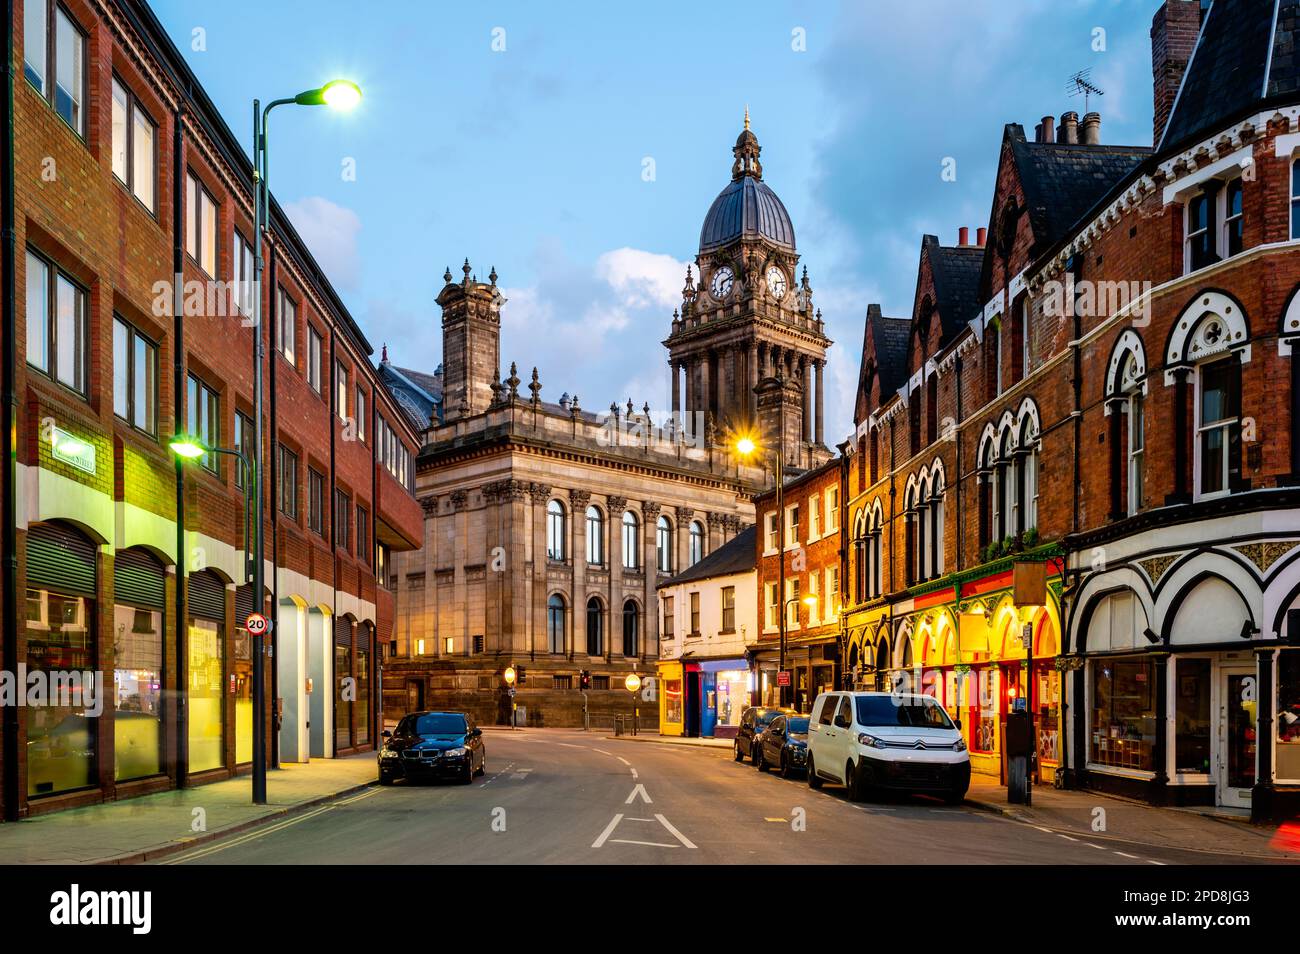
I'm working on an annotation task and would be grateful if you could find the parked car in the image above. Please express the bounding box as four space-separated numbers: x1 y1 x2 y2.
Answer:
378 711 485 785
734 706 790 764
806 691 969 804
755 714 810 779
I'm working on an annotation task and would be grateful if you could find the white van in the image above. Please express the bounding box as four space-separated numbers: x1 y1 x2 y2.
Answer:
806 691 970 804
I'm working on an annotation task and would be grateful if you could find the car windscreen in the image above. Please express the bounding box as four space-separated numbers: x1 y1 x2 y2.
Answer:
756 710 782 726
854 696 953 730
414 713 467 736
787 718 810 734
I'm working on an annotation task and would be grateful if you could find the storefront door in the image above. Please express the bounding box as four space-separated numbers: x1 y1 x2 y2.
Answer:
1218 667 1256 809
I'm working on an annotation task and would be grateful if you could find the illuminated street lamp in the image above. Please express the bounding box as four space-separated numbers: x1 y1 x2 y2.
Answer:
504 665 518 729
625 672 642 735
504 666 517 687
245 78 363 804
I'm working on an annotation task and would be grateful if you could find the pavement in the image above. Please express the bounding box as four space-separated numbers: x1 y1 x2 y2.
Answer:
0 754 377 864
3 729 1297 865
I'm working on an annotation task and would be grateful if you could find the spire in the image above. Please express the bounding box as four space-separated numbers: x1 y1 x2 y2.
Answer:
381 343 389 363
732 111 762 181
744 104 750 131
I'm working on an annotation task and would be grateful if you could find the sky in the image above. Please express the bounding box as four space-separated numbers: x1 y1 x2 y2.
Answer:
151 0 1160 445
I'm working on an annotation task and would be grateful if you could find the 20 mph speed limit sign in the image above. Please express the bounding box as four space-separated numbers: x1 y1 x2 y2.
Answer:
245 612 271 636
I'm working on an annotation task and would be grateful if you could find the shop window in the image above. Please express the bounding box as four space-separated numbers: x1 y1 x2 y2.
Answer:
25 587 95 796
1089 657 1156 771
1277 650 1300 781
113 550 164 781
665 678 683 725
187 616 224 773
335 641 352 749
356 634 371 746
1174 658 1212 775
234 612 253 764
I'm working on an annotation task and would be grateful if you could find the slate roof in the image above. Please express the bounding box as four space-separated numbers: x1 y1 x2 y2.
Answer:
923 236 984 345
1161 0 1298 152
377 361 442 431
658 525 756 589
868 304 912 396
1008 128 1151 252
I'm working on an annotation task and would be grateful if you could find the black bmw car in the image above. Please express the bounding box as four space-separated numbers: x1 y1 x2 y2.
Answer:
378 711 485 785
755 714 810 779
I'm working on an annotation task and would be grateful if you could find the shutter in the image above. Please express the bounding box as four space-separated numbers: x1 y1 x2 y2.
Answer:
26 523 96 596
113 548 166 609
234 584 256 626
335 615 353 647
187 570 225 621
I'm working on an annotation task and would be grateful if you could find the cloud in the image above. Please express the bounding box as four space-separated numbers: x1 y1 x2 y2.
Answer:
283 196 363 292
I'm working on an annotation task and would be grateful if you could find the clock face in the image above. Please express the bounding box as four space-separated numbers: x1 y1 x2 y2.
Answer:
710 265 734 300
766 266 787 300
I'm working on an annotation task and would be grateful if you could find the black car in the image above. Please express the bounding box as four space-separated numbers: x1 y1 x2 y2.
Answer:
733 706 790 765
378 711 485 785
755 714 810 779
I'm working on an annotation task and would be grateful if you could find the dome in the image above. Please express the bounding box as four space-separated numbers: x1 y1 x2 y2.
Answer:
699 172 796 252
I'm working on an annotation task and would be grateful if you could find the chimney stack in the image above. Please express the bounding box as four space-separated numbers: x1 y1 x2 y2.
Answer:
1151 0 1203 145
1082 112 1101 145
958 226 970 246
976 227 987 247
1039 115 1055 143
1058 111 1079 144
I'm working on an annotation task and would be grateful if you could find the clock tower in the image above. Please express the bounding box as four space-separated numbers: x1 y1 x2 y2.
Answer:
665 112 832 472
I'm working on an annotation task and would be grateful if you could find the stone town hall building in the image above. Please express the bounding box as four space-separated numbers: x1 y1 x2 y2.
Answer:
380 121 832 727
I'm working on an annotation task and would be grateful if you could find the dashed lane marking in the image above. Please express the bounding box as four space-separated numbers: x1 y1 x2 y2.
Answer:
617 756 632 766
593 748 612 756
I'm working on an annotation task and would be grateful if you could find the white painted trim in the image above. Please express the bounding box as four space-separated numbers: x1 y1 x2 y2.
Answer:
1162 144 1254 204
1265 0 1281 99
1274 132 1300 158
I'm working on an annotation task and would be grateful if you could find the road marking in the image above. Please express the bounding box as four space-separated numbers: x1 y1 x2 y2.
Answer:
511 773 528 780
1034 826 1053 833
557 743 585 749
1085 843 1107 850
1058 834 1079 842
611 839 678 848
617 756 632 766
764 817 788 823
593 748 612 756
1148 859 1167 865
164 805 337 863
592 814 623 848
626 784 652 805
1114 851 1139 859
655 814 697 849
630 768 638 779
627 816 656 822
480 761 516 787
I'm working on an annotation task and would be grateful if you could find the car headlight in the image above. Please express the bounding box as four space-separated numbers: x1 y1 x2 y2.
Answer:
952 738 967 752
857 733 888 749
443 747 467 757
381 748 399 759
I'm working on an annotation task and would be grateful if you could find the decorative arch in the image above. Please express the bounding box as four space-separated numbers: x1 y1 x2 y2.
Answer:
1105 328 1148 397
1014 397 1041 437
1280 282 1300 353
1165 289 1250 367
977 423 999 467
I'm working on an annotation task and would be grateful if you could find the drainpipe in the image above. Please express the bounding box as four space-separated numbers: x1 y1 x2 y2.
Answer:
370 376 378 746
3 0 21 821
954 354 964 572
268 245 279 769
172 107 188 787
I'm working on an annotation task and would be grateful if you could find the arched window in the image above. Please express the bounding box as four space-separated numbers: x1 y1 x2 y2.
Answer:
1121 353 1145 515
1019 416 1039 531
621 511 640 569
656 515 673 573
546 499 566 561
930 471 946 577
875 635 891 691
547 593 566 654
906 481 922 586
586 597 604 656
585 505 604 565
988 316 1003 397
1191 315 1242 499
1292 159 1300 240
997 428 1016 541
853 510 867 603
622 599 639 657
688 520 704 567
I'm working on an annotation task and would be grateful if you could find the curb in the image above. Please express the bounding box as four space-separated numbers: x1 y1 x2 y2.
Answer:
602 735 732 750
93 779 377 865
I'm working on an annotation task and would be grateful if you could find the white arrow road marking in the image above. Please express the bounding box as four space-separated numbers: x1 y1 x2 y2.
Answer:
630 768 638 779
655 814 697 849
592 814 623 848
626 784 652 805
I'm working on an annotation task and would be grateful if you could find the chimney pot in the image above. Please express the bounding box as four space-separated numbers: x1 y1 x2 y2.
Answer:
976 227 987 247
1059 111 1080 144
958 226 970 246
1082 111 1101 145
1040 115 1055 143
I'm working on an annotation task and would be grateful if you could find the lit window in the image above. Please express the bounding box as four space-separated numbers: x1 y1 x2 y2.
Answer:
111 77 156 211
186 173 218 278
25 249 86 394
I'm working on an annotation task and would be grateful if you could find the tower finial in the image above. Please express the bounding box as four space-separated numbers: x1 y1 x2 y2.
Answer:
744 104 750 131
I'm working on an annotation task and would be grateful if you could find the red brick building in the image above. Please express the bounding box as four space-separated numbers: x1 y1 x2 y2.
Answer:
0 0 422 820
753 457 844 713
844 0 1300 820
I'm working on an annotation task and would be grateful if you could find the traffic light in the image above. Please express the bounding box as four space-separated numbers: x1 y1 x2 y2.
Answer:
579 670 591 691
517 665 527 685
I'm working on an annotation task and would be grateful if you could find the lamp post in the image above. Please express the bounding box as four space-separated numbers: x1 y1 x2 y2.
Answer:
504 665 517 729
625 672 642 735
247 79 361 805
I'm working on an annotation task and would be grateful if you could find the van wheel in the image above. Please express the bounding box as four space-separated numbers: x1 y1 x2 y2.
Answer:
845 761 864 802
806 754 823 789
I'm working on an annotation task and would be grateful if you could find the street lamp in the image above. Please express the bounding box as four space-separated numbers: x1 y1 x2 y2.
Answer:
625 672 642 736
736 404 794 707
245 78 362 805
503 666 517 729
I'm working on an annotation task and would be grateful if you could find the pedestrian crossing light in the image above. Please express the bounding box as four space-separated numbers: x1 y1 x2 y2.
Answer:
580 670 591 691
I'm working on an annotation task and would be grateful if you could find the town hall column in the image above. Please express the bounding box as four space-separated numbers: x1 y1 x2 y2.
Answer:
569 489 591 659
607 495 628 662
529 483 551 660
748 341 759 421
641 500 661 663
815 358 825 444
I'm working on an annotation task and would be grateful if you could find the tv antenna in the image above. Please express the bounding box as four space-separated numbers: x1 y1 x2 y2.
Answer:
1066 69 1105 113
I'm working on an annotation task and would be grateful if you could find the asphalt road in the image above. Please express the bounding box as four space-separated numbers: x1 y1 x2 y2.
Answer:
160 729 1275 865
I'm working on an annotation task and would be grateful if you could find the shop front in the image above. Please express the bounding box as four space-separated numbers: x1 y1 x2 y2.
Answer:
656 660 685 737
698 659 750 739
185 569 227 777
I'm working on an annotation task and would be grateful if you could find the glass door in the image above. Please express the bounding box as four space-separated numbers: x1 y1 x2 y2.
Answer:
1219 668 1256 808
